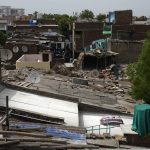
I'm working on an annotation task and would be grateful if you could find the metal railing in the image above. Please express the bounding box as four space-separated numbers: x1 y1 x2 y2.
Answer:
86 124 115 135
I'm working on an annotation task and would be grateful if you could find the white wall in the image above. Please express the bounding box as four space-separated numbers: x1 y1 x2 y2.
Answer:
80 111 133 136
16 54 52 71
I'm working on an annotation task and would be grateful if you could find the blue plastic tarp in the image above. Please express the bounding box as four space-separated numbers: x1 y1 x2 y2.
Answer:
45 127 86 141
10 123 86 141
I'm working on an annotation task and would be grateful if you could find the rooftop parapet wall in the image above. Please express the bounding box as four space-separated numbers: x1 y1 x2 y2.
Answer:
16 54 52 71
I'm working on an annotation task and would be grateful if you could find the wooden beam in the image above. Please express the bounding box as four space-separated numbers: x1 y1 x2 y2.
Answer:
0 109 12 125
44 144 99 149
0 130 48 138
6 96 9 130
0 138 67 144
0 140 20 147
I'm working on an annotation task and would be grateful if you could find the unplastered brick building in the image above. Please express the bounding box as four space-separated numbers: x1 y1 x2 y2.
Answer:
72 21 105 51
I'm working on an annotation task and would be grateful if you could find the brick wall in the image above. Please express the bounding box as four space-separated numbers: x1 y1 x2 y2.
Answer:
115 10 132 25
74 22 105 50
75 22 103 30
111 41 143 64
112 24 150 40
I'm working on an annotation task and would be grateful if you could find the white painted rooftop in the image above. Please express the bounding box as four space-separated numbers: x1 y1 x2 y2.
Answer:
0 88 79 126
80 112 133 136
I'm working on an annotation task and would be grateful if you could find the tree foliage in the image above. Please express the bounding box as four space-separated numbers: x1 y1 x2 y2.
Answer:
128 32 150 103
42 13 54 20
54 14 76 37
41 9 94 37
96 13 106 22
33 11 38 19
79 9 94 19
0 31 7 46
126 63 137 81
42 13 77 37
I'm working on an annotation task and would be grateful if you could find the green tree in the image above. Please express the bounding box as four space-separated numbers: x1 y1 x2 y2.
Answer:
54 14 76 37
130 32 150 103
97 13 106 22
42 13 77 37
42 13 54 20
80 9 94 19
126 63 137 81
0 31 7 46
33 11 38 19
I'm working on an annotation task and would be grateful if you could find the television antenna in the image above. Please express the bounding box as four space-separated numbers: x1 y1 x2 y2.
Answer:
25 71 41 83
0 49 13 61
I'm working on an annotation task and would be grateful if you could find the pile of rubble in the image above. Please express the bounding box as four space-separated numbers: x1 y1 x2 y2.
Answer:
2 64 135 114
0 106 97 150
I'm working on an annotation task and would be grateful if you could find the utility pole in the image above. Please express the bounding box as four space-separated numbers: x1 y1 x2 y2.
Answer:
6 96 9 130
72 22 75 62
0 47 1 83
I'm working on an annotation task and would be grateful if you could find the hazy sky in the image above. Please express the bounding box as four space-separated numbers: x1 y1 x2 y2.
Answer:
1 0 150 16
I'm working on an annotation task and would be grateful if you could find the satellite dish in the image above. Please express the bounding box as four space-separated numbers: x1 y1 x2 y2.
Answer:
1 49 13 61
13 46 19 53
22 45 28 52
25 71 41 83
58 37 62 42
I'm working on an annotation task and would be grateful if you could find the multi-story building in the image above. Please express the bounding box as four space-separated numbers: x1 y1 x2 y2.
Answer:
0 19 7 31
11 8 25 17
0 6 11 16
71 21 105 51
71 10 150 64
0 6 24 17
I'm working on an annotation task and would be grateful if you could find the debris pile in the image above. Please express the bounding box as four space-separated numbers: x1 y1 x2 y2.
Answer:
0 106 94 150
2 64 135 114
53 64 71 76
0 105 132 149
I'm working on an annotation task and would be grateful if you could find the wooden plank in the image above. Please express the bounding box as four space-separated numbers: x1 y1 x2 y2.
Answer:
23 82 32 87
19 82 26 86
10 112 64 125
0 138 67 144
0 109 12 125
0 140 20 147
43 144 99 149
17 142 62 147
87 139 119 148
16 143 99 149
0 130 48 138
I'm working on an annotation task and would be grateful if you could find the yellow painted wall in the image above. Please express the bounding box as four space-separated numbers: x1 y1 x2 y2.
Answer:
16 61 51 72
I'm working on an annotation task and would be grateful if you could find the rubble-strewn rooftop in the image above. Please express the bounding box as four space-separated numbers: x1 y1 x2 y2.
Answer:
2 65 135 114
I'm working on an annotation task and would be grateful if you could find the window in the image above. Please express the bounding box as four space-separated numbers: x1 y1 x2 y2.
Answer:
57 43 61 49
42 53 49 62
51 43 56 49
92 44 96 49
